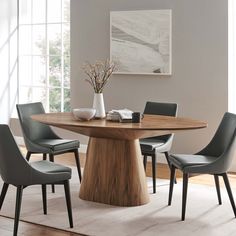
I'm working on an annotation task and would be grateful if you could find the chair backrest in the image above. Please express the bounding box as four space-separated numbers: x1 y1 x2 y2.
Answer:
16 103 58 147
0 125 31 185
143 101 178 142
197 112 236 173
144 101 178 117
199 112 236 158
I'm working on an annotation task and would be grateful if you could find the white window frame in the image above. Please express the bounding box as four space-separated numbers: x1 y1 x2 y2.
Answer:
18 0 70 112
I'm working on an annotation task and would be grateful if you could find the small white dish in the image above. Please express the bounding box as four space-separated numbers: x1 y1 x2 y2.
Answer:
73 108 96 121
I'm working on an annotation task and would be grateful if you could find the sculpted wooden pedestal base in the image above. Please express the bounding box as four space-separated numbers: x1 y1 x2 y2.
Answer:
79 137 150 206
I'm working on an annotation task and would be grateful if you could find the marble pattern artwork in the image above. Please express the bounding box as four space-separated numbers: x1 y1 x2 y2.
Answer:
110 10 172 75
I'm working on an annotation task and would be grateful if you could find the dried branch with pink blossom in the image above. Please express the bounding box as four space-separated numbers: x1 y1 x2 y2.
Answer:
82 59 116 93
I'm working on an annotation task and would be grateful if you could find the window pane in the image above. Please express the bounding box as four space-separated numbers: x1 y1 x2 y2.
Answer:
32 25 46 55
10 31 18 71
63 23 70 55
48 24 61 55
64 88 71 112
19 86 32 103
19 0 32 24
19 56 32 86
62 0 70 22
32 56 46 86
64 56 70 87
32 0 46 23
19 25 32 55
9 67 18 112
19 0 71 113
47 0 61 23
32 87 47 104
49 56 61 87
19 86 46 107
49 88 61 112
0 47 9 95
10 0 18 32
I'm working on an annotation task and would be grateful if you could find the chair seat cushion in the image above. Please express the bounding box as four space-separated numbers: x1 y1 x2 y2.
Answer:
29 161 72 184
35 139 79 153
140 138 165 154
30 160 71 174
169 154 217 171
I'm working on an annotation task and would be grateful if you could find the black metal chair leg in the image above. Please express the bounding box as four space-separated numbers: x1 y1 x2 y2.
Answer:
214 175 222 205
222 173 236 217
182 173 189 221
164 152 177 184
74 149 82 182
152 154 156 194
26 151 31 161
64 180 73 228
43 153 47 161
42 185 47 215
49 154 55 193
49 154 54 162
168 165 176 206
0 183 9 210
143 155 147 171
14 186 23 236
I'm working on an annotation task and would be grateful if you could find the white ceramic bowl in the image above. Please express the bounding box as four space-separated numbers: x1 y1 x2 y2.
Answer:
73 108 96 121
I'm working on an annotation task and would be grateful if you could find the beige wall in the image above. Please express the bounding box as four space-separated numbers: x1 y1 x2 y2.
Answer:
70 0 228 156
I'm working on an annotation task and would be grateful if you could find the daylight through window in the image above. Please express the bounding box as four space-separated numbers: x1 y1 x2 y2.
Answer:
18 0 70 112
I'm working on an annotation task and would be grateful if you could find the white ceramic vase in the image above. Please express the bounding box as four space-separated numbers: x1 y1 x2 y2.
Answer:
93 93 106 118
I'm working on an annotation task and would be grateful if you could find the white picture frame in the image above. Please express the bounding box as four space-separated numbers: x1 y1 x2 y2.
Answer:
110 10 172 75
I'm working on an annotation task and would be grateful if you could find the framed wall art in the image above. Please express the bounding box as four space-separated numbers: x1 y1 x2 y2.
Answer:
110 10 172 75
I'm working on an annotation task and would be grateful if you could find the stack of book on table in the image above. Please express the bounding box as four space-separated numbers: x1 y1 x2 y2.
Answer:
106 109 133 123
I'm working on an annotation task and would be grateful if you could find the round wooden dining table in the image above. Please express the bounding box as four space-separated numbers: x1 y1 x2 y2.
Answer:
31 112 207 207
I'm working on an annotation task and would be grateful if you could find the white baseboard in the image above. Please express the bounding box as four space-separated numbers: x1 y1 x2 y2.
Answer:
150 154 167 164
79 144 87 153
14 136 25 146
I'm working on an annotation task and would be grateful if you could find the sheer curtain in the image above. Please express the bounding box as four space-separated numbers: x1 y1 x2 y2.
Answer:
229 0 236 113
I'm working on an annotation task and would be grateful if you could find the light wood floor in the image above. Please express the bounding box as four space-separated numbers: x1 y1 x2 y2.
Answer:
0 151 236 236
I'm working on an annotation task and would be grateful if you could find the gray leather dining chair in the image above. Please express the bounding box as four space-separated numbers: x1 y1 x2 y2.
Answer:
140 101 178 193
0 125 73 236
168 112 236 220
16 102 82 192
